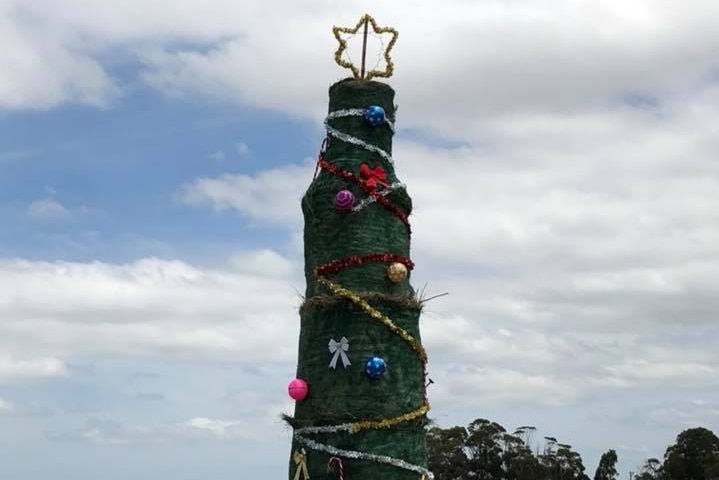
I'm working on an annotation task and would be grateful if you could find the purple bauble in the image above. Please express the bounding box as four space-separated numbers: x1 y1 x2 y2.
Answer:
334 189 354 210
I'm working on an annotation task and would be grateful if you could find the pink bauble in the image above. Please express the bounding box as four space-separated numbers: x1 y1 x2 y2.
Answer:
287 378 308 401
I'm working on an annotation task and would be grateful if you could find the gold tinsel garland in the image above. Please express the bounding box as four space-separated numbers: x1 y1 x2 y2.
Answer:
316 276 428 364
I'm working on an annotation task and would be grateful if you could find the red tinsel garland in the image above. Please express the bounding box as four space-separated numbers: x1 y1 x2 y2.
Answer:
315 253 414 277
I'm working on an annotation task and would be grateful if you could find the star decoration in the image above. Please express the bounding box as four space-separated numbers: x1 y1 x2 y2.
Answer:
332 14 399 81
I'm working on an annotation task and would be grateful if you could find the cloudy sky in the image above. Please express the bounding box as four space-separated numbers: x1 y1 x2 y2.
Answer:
1 0 719 478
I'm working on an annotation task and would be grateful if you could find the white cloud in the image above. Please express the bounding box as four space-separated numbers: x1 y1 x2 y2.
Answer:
424 316 578 368
0 396 14 413
0 0 252 110
433 366 579 408
27 198 96 220
181 159 312 225
227 249 294 278
206 150 225 161
52 418 135 445
235 142 249 157
27 199 70 219
132 1 719 134
52 413 279 445
1 0 717 122
0 254 301 362
599 360 718 387
0 355 69 384
179 417 246 439
648 400 719 428
0 4 118 110
0 148 41 163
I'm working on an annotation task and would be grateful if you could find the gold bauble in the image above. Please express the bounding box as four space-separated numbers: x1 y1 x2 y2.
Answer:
387 262 408 283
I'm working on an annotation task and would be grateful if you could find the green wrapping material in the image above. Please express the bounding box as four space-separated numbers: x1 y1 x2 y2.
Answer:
289 78 429 480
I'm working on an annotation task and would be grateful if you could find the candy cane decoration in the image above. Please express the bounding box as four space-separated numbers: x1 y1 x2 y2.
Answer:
327 456 345 480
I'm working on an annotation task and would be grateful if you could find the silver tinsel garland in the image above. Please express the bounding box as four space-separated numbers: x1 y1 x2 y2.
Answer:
294 433 433 480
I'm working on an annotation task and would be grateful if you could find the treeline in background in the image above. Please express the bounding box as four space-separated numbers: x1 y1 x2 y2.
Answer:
427 418 719 480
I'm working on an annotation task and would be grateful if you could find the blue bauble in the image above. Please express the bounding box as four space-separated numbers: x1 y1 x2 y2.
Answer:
364 105 385 127
364 356 386 379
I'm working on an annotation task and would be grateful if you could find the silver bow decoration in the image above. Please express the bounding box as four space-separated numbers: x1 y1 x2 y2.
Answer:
328 337 351 369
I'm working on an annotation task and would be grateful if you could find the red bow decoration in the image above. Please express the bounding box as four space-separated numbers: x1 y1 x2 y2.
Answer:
359 163 388 190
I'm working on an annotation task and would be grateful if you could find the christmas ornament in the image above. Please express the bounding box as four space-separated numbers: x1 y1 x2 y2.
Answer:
293 449 310 480
288 378 308 401
364 105 386 126
327 456 345 480
364 356 386 379
359 163 388 190
334 189 354 210
387 262 408 283
328 337 351 369
332 14 399 81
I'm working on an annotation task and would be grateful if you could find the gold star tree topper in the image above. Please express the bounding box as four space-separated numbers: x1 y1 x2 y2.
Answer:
332 14 399 81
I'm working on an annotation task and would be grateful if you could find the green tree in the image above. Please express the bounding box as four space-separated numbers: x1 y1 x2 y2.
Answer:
555 443 590 480
705 460 719 480
466 418 506 480
427 426 470 480
502 432 544 480
633 458 662 480
594 449 618 480
426 419 593 480
662 427 719 480
539 440 590 480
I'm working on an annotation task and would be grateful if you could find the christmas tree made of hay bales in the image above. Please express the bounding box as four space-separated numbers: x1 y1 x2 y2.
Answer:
285 14 432 480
